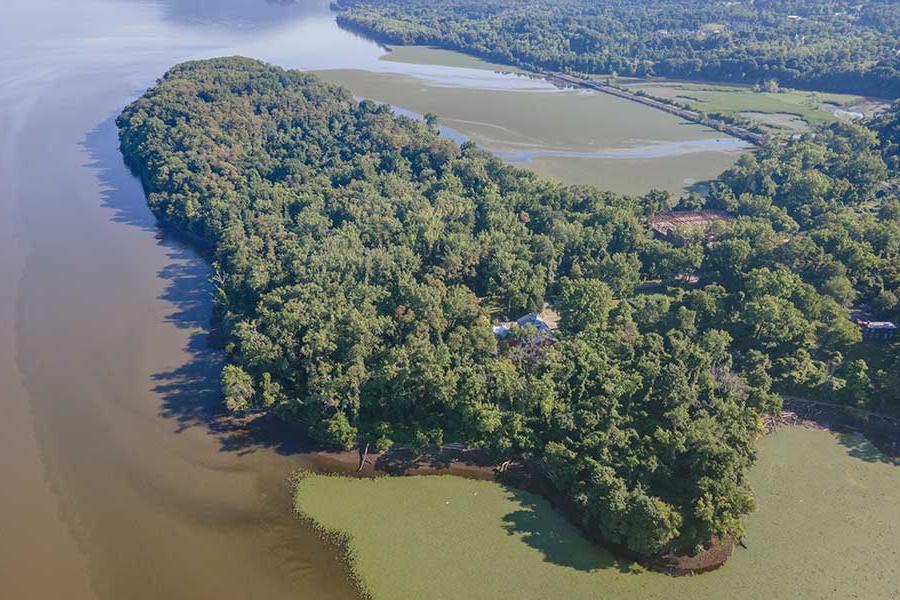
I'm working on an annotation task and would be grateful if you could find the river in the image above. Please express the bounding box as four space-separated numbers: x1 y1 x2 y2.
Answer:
0 1 746 598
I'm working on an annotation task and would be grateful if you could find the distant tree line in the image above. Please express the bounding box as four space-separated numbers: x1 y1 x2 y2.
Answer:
333 0 900 98
118 58 896 558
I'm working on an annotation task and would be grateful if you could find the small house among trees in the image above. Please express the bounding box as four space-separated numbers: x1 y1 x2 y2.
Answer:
854 318 898 340
493 312 558 349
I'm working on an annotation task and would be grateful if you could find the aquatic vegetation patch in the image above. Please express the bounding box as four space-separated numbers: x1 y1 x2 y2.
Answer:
294 428 900 600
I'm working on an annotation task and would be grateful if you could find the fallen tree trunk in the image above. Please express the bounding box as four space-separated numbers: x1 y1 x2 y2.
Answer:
357 442 370 472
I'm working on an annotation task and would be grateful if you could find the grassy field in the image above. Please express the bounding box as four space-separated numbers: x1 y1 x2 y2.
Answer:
619 80 868 133
295 427 900 600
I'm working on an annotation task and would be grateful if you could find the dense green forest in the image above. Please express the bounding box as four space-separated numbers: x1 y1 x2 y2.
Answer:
872 101 900 171
118 58 896 557
333 0 900 97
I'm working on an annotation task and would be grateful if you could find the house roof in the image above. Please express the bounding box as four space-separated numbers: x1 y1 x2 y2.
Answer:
492 324 511 336
860 321 897 330
494 313 557 342
515 313 553 334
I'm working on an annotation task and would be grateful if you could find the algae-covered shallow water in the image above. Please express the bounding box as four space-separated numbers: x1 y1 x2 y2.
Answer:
295 427 900 600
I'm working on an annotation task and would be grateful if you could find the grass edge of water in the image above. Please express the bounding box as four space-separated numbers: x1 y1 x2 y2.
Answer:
291 470 375 600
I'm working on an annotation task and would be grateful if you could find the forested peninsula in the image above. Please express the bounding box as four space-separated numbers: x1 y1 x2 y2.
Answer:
118 57 898 559
333 0 900 97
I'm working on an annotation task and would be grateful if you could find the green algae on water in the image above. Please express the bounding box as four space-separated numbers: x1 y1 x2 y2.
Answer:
294 427 900 600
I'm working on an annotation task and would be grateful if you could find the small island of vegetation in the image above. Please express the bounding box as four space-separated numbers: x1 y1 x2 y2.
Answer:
118 57 898 565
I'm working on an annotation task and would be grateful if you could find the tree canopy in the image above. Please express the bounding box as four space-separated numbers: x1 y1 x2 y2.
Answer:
118 57 896 557
871 101 900 172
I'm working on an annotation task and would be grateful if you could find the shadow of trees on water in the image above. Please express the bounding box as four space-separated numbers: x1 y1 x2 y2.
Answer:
500 487 634 574
836 432 899 466
782 397 900 466
83 114 315 458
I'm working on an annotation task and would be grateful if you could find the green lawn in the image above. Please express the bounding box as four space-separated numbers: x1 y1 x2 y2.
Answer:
295 427 900 600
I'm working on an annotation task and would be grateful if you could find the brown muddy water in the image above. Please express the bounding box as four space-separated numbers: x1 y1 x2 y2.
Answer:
0 1 749 598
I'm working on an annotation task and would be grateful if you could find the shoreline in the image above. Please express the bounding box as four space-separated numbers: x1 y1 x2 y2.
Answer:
222 410 737 575
290 423 900 599
220 393 900 578
776 396 900 462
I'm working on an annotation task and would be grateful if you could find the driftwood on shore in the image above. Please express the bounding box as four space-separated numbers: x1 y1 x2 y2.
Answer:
770 396 900 460
764 410 802 432
357 441 370 472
